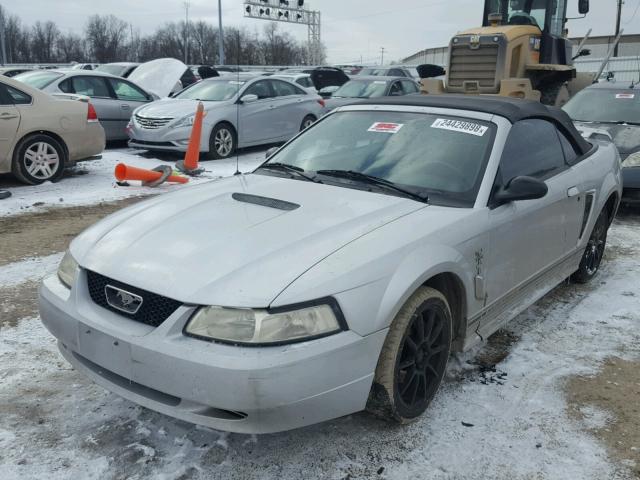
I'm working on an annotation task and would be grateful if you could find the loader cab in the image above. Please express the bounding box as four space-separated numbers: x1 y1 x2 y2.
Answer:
483 0 588 66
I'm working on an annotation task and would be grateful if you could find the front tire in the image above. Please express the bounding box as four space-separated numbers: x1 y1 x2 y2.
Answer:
206 123 236 160
572 208 609 284
12 134 66 185
367 287 452 423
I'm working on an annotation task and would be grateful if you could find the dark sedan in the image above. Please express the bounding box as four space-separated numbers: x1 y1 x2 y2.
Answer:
564 82 640 205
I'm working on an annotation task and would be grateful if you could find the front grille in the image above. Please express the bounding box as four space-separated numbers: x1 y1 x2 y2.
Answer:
130 139 175 147
448 43 499 90
134 114 173 129
86 270 182 327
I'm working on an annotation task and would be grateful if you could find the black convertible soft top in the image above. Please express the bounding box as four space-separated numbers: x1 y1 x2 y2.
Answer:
356 94 592 155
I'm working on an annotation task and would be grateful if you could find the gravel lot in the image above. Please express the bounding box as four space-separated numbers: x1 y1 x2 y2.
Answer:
0 149 639 480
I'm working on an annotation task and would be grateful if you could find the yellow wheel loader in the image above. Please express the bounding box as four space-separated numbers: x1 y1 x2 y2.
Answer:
421 0 591 106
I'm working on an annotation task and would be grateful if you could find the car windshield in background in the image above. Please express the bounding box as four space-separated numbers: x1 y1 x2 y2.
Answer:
95 65 127 76
563 89 640 125
176 79 245 101
358 69 387 76
13 71 64 89
333 80 388 98
262 111 496 207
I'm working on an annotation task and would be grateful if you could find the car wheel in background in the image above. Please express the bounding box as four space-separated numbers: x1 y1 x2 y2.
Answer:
572 208 609 283
367 286 452 423
300 115 316 131
207 123 236 160
12 134 66 185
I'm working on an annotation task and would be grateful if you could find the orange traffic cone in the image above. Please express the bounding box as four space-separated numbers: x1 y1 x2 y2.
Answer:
176 102 205 175
115 163 188 186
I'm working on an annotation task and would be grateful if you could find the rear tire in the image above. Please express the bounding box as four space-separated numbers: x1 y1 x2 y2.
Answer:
300 115 316 131
367 287 452 423
206 123 236 160
571 208 609 284
12 134 66 185
540 82 570 107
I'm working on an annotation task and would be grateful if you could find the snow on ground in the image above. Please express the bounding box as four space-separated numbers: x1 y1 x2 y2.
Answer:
0 147 266 217
0 218 639 479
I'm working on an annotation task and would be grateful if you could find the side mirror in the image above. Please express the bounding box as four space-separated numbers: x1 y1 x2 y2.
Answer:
493 176 548 206
578 0 589 15
240 94 258 104
265 146 279 159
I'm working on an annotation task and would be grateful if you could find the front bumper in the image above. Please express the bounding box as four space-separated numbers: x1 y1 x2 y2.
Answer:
38 270 386 434
128 123 208 153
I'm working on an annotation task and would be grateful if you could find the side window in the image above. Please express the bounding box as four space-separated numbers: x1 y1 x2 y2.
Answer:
0 84 14 105
401 80 419 94
296 77 311 88
108 79 149 102
499 119 566 183
388 69 404 77
5 85 32 104
271 80 303 97
389 81 404 96
244 80 273 100
59 79 74 93
558 130 579 165
71 76 111 98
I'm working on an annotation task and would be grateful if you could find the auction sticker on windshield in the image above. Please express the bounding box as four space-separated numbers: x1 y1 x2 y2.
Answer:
616 93 635 99
431 118 488 136
368 122 404 134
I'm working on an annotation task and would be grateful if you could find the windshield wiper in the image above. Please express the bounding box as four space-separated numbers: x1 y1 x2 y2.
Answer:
316 170 428 203
258 162 321 183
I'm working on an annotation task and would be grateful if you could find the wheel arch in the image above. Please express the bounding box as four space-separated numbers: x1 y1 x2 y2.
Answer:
604 191 619 227
422 272 468 352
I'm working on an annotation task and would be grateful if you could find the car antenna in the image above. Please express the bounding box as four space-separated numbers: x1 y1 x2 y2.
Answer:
234 32 242 176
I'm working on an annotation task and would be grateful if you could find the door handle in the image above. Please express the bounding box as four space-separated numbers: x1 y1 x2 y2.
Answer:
0 113 18 120
567 186 580 198
121 104 131 110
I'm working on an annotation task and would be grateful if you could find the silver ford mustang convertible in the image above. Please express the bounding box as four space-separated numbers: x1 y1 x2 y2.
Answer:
39 95 622 434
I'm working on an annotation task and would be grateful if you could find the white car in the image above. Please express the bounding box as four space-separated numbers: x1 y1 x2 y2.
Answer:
39 95 621 434
272 73 317 93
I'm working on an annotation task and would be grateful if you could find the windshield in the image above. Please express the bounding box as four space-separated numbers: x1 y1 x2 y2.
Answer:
484 0 553 30
13 71 64 89
261 111 496 207
563 89 640 125
333 80 388 98
175 79 245 101
96 64 128 76
358 69 387 76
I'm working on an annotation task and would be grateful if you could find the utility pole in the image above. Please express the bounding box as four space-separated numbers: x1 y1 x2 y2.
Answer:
380 47 385 66
218 0 225 65
0 13 7 66
614 0 623 57
184 1 190 64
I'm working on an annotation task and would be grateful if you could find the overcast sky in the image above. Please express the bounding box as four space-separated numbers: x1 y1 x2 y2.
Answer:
2 0 639 63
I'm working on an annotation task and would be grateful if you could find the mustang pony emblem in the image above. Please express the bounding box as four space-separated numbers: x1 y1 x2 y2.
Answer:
105 285 143 315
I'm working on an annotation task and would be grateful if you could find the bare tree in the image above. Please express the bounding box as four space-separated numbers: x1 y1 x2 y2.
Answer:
31 21 59 62
57 33 85 62
85 14 129 63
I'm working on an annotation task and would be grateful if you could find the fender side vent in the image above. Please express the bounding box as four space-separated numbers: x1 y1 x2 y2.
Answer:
232 193 300 211
579 193 595 239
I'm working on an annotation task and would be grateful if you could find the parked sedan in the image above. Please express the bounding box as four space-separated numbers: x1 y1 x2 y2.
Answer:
563 81 640 205
272 73 317 92
357 67 416 78
128 76 325 159
0 75 105 185
323 76 420 111
14 70 157 141
39 95 620 434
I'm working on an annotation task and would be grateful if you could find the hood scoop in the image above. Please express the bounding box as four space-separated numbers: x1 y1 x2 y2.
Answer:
232 193 300 211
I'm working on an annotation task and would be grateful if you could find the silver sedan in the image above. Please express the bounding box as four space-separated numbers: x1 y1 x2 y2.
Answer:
13 70 157 141
127 76 326 159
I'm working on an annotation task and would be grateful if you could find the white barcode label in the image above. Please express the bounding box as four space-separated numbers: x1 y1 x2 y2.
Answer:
431 118 488 136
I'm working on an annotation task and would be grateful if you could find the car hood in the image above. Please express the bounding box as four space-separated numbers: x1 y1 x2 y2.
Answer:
575 121 640 156
136 98 231 119
128 58 186 98
71 174 425 307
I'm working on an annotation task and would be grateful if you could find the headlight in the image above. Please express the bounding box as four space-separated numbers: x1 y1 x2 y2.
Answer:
57 250 79 289
184 301 343 345
173 114 195 128
623 152 640 167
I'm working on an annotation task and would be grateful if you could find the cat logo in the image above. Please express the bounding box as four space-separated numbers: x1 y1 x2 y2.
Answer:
470 35 481 49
